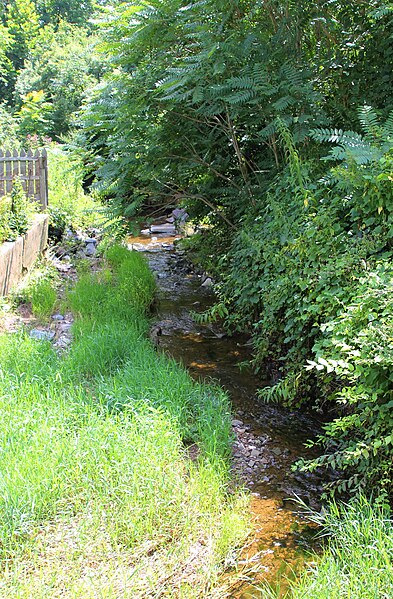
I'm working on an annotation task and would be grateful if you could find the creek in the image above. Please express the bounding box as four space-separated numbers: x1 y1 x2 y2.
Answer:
129 230 324 597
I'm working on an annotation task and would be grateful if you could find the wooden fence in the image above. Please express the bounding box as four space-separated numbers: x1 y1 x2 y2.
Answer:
0 149 48 210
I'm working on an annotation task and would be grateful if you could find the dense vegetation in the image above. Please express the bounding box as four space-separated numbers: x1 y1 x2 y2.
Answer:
76 0 393 503
0 0 392 596
0 0 102 142
0 247 246 596
0 180 38 243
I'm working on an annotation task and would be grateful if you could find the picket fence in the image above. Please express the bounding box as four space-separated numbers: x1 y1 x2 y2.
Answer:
0 149 48 210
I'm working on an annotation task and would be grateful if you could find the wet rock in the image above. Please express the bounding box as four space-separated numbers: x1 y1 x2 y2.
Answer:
52 314 64 321
271 447 283 456
30 329 55 342
201 277 213 288
128 243 146 252
150 325 162 347
85 238 97 257
150 224 176 235
54 336 72 350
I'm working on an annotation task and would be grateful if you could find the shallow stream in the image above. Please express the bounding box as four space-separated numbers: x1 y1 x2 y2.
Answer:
129 231 324 597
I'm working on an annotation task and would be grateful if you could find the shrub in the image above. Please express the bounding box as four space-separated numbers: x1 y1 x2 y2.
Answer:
47 145 101 236
208 111 393 499
0 181 38 244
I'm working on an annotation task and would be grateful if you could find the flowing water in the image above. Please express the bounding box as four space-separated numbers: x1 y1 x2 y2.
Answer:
129 232 324 597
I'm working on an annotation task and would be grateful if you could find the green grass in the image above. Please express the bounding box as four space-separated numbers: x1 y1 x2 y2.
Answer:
0 246 247 597
259 497 393 599
11 258 59 320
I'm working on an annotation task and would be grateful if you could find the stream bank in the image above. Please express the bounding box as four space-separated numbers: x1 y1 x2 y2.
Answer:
129 229 325 597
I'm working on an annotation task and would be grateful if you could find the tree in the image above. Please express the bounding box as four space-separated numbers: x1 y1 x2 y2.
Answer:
33 0 97 27
15 22 103 139
0 0 39 102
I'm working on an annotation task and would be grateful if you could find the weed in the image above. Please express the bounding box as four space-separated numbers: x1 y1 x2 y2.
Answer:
12 259 59 320
29 280 57 319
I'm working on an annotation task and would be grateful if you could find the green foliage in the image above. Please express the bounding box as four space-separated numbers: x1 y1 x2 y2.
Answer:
47 144 101 235
0 22 103 142
0 0 39 103
16 90 52 138
0 180 38 244
287 497 393 599
68 245 156 322
212 111 393 498
13 258 60 316
81 0 326 220
33 0 98 27
81 0 393 223
297 266 393 498
0 244 246 596
0 103 19 149
15 23 103 139
29 279 57 319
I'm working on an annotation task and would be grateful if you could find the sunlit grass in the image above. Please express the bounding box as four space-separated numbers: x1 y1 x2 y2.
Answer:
0 246 248 596
260 497 393 599
290 498 393 599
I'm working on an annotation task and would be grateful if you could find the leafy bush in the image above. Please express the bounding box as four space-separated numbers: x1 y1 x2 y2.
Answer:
209 110 393 499
47 145 101 237
297 266 393 499
0 181 38 244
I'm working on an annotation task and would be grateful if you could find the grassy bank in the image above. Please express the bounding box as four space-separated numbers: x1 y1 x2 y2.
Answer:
0 246 247 597
264 498 393 599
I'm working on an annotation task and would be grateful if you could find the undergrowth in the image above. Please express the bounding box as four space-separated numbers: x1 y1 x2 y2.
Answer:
289 497 393 599
197 111 393 501
47 145 102 239
11 258 60 320
0 245 247 597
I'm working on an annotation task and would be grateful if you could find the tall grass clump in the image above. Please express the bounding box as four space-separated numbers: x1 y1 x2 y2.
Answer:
0 245 247 596
12 259 59 320
66 246 232 463
285 497 393 599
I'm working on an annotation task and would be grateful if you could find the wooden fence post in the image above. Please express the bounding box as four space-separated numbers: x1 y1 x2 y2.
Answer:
38 149 48 210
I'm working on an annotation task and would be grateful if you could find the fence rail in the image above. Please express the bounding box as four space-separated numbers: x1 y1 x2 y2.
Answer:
0 149 48 210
